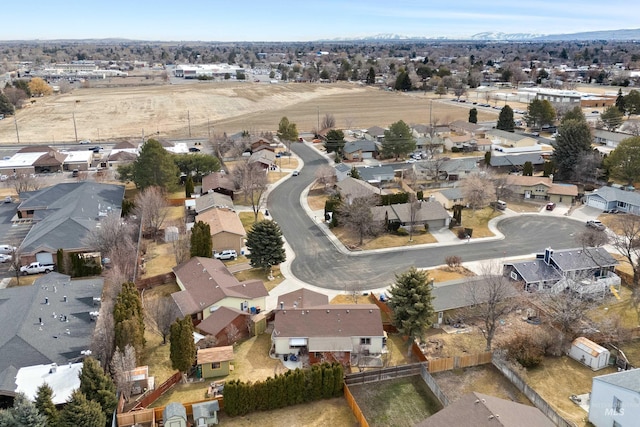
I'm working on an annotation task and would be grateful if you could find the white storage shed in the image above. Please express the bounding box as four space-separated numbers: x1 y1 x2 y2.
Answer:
569 337 610 371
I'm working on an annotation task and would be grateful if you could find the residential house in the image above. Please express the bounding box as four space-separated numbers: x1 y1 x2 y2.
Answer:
489 153 546 173
17 182 125 265
443 134 474 152
272 304 385 366
15 362 83 405
506 175 578 203
0 274 104 402
366 125 386 141
106 150 138 169
196 208 245 254
276 288 329 310
448 120 489 136
250 138 275 153
248 150 275 169
334 163 352 182
371 201 450 230
414 158 479 181
503 247 619 295
356 165 395 184
163 402 187 427
415 392 554 427
585 186 640 215
343 140 378 161
196 346 234 379
193 193 234 214
336 177 383 203
474 137 493 152
593 129 631 148
172 257 268 323
195 306 251 346
488 129 539 153
201 172 236 199
432 188 465 209
192 400 220 426
416 136 444 155
588 369 640 427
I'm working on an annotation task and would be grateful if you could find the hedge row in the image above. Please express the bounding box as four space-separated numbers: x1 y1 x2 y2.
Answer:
223 363 343 416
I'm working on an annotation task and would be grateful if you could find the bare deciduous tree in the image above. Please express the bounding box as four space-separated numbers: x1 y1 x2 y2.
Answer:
144 296 180 345
171 233 191 265
408 196 421 242
232 161 268 222
134 186 169 240
610 214 640 289
91 298 116 368
538 290 596 342
85 212 137 281
111 344 137 402
572 151 605 183
315 164 336 189
321 113 336 130
197 335 218 349
465 262 520 351
490 173 513 206
576 227 609 248
225 323 240 344
12 173 41 193
338 195 381 246
462 172 495 212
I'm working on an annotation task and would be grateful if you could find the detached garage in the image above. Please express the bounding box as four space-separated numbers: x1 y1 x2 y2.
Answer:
569 337 610 371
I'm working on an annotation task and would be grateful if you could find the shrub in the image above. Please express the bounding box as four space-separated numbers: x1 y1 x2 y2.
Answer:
396 227 409 236
423 223 429 232
457 228 468 239
504 332 545 368
445 255 462 268
451 147 461 153
416 190 424 200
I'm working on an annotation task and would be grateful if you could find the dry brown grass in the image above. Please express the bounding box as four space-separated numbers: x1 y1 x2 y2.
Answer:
587 286 640 329
426 266 476 283
332 227 437 250
141 240 176 277
276 157 299 170
150 382 209 408
505 199 542 213
238 211 265 233
227 332 285 383
307 187 330 211
330 294 372 304
165 205 185 223
455 207 503 238
233 266 284 292
6 274 41 287
434 365 530 404
217 398 355 427
141 329 176 386
0 82 498 144
384 334 415 367
267 171 288 184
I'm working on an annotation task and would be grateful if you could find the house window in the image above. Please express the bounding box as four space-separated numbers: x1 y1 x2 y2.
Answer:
617 202 628 209
613 396 622 413
211 362 221 369
314 352 323 358
360 338 371 345
510 271 518 281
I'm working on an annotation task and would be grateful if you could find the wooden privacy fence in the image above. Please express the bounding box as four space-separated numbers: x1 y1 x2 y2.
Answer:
344 363 423 386
130 371 182 411
344 385 370 427
427 352 493 373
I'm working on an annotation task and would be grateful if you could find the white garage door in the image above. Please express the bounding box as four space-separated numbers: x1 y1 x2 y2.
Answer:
36 252 54 265
362 152 373 159
587 196 606 210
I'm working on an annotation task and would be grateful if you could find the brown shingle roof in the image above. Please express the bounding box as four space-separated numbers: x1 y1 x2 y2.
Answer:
34 151 67 166
202 172 235 193
17 145 55 153
197 208 245 237
113 141 138 150
549 183 578 196
506 175 552 187
108 151 138 162
194 193 234 213
197 346 234 364
277 288 329 309
197 307 250 337
172 257 267 316
274 305 384 338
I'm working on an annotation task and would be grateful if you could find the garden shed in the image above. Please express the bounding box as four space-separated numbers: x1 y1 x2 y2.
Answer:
162 402 187 427
569 337 610 371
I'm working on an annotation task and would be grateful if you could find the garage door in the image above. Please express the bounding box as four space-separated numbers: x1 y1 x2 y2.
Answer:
36 252 54 265
362 152 373 159
587 196 606 210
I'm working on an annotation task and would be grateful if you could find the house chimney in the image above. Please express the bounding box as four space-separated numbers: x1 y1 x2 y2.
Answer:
63 296 67 302
45 297 49 305
544 247 553 265
280 302 284 310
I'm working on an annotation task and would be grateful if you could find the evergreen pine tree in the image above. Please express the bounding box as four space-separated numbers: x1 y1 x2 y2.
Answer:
35 383 59 427
388 267 435 356
78 357 117 422
553 119 592 180
522 161 533 176
185 174 194 197
131 138 180 190
0 91 15 116
468 107 478 124
0 393 46 427
496 105 515 132
190 221 212 258
615 88 626 113
366 67 375 84
169 317 196 373
349 166 361 180
58 390 106 427
245 220 286 271
113 282 145 361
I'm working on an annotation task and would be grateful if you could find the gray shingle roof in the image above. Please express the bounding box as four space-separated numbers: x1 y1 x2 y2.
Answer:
549 247 617 272
334 163 351 173
356 165 395 182
343 140 378 154
593 129 632 143
18 182 125 254
439 188 463 201
593 368 640 393
489 153 545 167
431 277 518 312
163 402 187 422
588 186 640 207
506 259 563 284
194 192 234 213
488 129 531 142
0 274 104 395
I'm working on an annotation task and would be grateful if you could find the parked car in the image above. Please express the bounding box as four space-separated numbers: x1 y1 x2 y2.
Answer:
0 254 11 263
20 261 55 275
489 200 507 210
213 250 237 260
189 147 201 152
4 196 11 203
0 244 16 254
79 139 91 144
405 158 417 164
586 220 606 231
604 209 619 214
546 202 556 211
292 170 299 176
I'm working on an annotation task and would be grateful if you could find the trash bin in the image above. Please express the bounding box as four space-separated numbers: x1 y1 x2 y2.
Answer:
250 307 257 314
283 354 288 361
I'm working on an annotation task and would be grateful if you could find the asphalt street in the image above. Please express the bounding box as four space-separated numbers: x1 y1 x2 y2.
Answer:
268 143 586 291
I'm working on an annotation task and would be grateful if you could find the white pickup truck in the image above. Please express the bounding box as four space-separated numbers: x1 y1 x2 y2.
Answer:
20 262 55 275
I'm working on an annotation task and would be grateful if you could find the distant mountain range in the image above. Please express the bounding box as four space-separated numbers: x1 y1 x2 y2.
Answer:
325 28 640 42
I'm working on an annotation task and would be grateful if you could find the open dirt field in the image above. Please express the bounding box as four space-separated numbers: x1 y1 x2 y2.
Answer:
0 82 499 144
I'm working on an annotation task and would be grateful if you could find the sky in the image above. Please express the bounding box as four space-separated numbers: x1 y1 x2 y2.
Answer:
2 0 639 41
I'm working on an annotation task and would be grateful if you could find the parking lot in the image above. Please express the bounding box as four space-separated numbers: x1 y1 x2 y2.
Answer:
0 199 32 278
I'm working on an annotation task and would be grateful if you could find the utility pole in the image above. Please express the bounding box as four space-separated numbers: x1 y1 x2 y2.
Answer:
13 114 20 144
72 112 78 143
317 106 320 136
207 118 211 139
187 110 192 138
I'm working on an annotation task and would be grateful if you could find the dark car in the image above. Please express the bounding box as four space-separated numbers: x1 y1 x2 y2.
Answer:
546 202 556 211
189 147 201 152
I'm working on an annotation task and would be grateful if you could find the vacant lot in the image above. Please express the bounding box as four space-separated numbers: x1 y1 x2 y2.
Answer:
349 376 442 427
0 82 498 144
